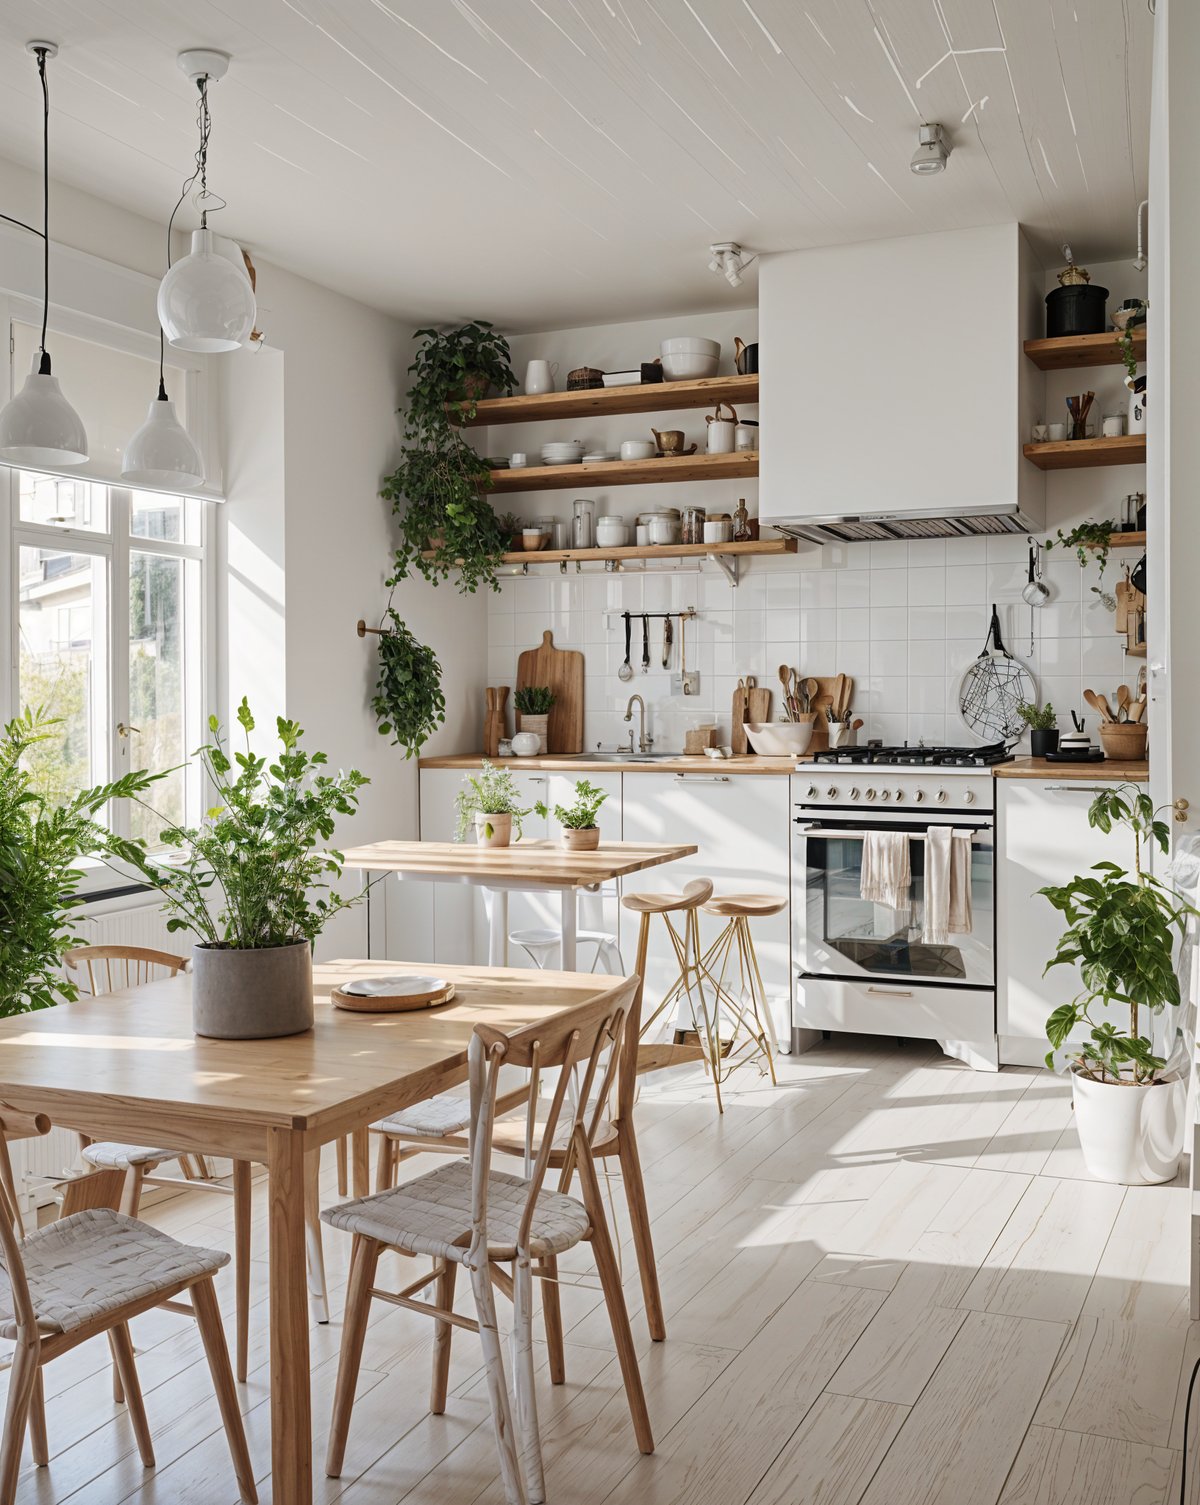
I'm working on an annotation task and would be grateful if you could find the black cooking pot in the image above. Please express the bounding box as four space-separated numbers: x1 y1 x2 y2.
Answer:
1045 283 1109 338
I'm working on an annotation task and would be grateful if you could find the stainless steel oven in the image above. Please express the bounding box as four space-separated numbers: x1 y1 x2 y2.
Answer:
791 768 998 1067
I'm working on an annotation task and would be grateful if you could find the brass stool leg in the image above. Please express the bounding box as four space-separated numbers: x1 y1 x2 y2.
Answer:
736 917 779 1084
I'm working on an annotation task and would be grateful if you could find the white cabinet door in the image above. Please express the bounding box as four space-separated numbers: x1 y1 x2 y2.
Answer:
414 769 476 964
620 772 791 1046
997 778 1139 1066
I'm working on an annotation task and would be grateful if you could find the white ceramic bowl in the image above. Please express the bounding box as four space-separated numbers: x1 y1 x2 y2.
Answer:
511 731 541 757
744 722 814 756
620 439 657 461
660 337 721 382
661 337 721 355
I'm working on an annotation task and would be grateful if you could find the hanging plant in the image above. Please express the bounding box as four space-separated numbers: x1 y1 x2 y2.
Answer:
1045 520 1119 608
381 321 516 596
370 606 446 758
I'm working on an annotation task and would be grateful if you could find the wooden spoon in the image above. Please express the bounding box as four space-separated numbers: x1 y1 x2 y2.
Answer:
1083 688 1115 723
1129 697 1147 723
1116 684 1132 722
777 665 793 721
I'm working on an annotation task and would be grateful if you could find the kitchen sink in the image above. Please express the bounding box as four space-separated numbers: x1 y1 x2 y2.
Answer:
572 750 681 763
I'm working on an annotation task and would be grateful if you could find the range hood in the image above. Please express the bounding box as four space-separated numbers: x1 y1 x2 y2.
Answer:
758 225 1046 546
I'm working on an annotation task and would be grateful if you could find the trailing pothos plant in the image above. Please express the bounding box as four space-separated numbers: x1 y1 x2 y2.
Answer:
1042 784 1197 1084
382 321 516 596
1044 519 1119 607
370 604 446 758
0 709 160 1016
106 699 370 950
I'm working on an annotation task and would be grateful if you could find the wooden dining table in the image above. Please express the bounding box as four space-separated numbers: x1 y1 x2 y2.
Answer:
343 838 698 969
0 957 628 1504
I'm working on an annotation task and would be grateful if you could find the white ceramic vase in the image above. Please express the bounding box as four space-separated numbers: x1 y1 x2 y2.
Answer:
1071 1068 1186 1185
474 811 513 848
1128 388 1147 435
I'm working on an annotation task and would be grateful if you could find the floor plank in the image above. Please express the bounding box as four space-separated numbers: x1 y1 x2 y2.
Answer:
998 1425 1177 1504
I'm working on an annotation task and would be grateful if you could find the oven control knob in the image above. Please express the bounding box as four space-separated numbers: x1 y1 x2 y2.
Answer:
825 786 839 799
806 785 819 799
963 789 975 804
879 788 891 801
913 789 925 803
894 789 905 803
865 788 877 801
849 787 861 801
936 789 948 804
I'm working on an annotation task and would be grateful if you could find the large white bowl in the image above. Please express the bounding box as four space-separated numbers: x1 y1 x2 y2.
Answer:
661 337 721 355
660 337 721 382
744 722 814 756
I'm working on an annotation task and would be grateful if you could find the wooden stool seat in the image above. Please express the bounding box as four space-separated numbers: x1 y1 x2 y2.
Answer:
621 878 713 915
703 893 787 919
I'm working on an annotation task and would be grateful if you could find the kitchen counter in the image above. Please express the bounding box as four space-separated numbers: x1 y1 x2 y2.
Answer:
418 753 808 775
995 757 1149 782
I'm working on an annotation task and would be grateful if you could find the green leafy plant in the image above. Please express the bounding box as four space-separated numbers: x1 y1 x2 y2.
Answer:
370 606 446 759
536 778 608 831
1016 700 1056 731
1042 784 1197 1084
1045 520 1119 604
0 710 161 1016
381 322 516 597
453 760 534 842
514 686 555 716
106 699 369 950
1117 327 1141 385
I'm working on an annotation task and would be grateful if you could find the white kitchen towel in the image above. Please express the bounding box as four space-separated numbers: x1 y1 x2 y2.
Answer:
923 827 973 943
860 832 911 913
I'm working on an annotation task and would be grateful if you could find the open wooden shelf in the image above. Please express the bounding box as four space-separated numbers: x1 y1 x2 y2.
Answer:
1023 328 1146 371
1125 642 1148 657
488 450 758 493
501 538 796 565
464 373 758 427
1085 530 1146 549
1022 435 1146 471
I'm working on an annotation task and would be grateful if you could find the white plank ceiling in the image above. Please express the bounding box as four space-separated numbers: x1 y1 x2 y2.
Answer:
0 0 1153 329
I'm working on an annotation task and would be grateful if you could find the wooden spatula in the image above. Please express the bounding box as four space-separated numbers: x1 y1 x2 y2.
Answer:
1083 688 1114 723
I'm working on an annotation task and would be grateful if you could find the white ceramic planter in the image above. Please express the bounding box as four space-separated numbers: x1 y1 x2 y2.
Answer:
1071 1068 1186 1185
475 810 513 848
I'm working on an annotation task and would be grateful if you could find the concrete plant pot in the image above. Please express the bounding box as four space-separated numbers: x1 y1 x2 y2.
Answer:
191 939 314 1039
561 826 600 851
1071 1067 1187 1185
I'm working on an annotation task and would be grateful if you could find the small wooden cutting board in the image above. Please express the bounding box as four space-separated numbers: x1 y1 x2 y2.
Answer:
516 631 584 753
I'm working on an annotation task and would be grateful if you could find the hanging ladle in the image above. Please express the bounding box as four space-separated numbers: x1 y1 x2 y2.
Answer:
1022 541 1051 607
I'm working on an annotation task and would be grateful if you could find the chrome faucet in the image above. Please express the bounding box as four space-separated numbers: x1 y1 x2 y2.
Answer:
624 694 653 753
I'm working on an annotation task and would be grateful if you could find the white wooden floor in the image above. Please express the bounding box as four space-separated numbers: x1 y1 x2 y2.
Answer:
10 1038 1198 1504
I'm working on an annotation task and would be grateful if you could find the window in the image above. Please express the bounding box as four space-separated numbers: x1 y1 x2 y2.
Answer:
11 469 209 842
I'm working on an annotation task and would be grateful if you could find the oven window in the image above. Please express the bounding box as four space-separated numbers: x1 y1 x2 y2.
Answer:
806 830 993 982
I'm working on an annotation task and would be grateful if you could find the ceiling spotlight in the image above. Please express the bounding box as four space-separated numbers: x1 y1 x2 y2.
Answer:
709 242 754 290
910 122 951 175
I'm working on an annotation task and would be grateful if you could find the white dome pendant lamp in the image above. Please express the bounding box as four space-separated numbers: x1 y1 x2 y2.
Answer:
156 50 255 354
0 43 88 469
121 361 204 490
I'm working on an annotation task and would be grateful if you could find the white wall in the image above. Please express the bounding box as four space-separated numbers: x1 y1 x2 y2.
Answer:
484 294 1148 753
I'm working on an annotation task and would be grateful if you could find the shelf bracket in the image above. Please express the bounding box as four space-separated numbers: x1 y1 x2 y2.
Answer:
707 550 740 587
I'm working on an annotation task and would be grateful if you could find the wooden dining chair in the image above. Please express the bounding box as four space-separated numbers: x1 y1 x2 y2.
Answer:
322 979 653 1505
0 1110 257 1504
63 944 329 1385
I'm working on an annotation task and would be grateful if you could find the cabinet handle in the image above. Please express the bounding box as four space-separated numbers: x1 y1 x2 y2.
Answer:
866 986 914 997
673 774 730 783
1043 785 1120 795
1175 798 1190 823
527 776 549 785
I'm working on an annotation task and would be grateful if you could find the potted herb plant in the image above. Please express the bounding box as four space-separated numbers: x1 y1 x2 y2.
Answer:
381 321 516 597
1016 700 1058 758
107 700 369 1040
369 603 446 758
514 686 555 754
0 710 159 1018
537 779 608 852
1042 784 1197 1184
453 761 534 849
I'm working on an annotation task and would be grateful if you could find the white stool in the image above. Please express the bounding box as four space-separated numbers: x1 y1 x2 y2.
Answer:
509 926 625 974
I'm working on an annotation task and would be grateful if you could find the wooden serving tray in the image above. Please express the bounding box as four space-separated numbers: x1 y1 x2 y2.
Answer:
331 978 456 1014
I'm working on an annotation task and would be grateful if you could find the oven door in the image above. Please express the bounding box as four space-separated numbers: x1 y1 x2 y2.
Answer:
794 810 994 988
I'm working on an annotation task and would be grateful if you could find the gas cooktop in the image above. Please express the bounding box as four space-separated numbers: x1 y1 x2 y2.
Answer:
812 742 1014 768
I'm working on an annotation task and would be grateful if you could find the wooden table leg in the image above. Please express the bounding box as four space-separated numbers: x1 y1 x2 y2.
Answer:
268 1126 312 1505
351 1127 370 1198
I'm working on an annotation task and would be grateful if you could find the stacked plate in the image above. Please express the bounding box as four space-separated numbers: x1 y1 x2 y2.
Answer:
582 450 616 463
541 439 585 466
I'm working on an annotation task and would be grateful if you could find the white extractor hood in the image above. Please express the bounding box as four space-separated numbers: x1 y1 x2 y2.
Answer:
758 224 1045 544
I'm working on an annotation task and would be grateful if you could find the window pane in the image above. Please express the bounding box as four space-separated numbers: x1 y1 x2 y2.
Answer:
130 489 201 546
18 545 109 804
128 551 190 841
18 470 108 532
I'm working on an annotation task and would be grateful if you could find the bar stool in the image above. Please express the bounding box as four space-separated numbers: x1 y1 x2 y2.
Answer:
621 878 727 1111
699 893 783 1087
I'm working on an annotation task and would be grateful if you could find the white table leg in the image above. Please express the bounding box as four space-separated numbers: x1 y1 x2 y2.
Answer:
560 889 578 972
487 889 509 967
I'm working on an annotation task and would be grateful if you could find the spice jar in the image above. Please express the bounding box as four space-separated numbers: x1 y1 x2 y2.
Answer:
681 505 706 545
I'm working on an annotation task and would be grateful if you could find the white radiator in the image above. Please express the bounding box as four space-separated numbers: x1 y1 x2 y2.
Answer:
14 899 184 1213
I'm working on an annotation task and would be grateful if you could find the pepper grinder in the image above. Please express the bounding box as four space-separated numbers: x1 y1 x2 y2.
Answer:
732 497 751 542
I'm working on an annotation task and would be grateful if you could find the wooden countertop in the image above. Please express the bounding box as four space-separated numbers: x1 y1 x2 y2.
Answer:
341 838 698 885
995 757 1149 782
418 753 808 775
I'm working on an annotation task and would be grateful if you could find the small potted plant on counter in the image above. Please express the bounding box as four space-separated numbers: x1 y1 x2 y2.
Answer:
1042 784 1197 1184
1017 699 1058 758
453 761 534 848
537 778 607 852
514 686 555 754
106 699 369 1040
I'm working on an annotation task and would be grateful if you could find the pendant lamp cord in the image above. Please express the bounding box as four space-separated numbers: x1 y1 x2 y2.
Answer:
33 46 52 376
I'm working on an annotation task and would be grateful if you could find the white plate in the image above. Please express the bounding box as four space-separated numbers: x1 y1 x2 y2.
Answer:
341 974 450 999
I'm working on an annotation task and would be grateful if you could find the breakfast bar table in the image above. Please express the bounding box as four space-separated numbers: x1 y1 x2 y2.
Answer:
0 957 624 1504
343 838 699 970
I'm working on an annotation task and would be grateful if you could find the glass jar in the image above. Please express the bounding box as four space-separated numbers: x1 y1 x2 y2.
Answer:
572 498 595 549
732 497 752 542
680 505 705 545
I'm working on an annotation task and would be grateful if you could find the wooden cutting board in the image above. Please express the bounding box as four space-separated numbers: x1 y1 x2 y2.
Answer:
747 686 771 725
516 631 584 753
731 683 748 755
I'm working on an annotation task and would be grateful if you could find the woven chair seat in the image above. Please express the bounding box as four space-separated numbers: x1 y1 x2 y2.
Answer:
322 1159 590 1263
0 1209 228 1339
373 1093 473 1140
81 1141 185 1171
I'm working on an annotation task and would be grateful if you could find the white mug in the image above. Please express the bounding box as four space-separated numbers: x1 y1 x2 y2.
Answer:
706 419 735 454
1031 423 1049 443
1047 422 1066 441
524 360 558 395
510 451 527 467
1101 416 1124 438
